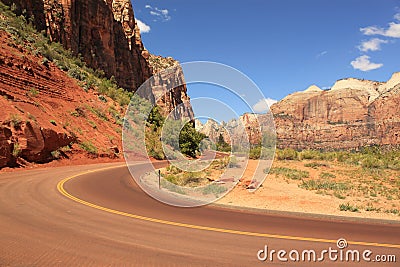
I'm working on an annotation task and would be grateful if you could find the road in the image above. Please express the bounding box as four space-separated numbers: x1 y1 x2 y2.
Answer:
0 162 399 266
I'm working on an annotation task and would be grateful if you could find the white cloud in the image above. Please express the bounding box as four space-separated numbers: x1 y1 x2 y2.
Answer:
135 19 151 33
360 25 385 36
253 98 278 113
316 51 328 58
358 38 388 52
385 22 400 37
394 13 400 21
145 5 171 21
350 55 383 71
360 22 400 38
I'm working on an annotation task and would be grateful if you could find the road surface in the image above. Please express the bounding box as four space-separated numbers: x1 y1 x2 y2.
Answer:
0 162 399 266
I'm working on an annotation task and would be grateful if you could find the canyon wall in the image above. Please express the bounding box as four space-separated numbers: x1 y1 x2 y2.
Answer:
7 0 150 91
5 0 192 119
271 72 400 150
147 55 194 120
197 73 400 150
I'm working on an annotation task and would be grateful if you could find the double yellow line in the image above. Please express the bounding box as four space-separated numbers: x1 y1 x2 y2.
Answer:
57 165 400 249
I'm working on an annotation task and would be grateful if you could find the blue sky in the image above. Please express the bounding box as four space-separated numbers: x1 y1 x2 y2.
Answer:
133 0 400 119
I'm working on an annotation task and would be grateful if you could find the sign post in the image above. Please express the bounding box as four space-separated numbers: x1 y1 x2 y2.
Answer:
158 169 161 190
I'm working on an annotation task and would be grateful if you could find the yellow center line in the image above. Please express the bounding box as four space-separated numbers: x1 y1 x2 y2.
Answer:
57 165 400 249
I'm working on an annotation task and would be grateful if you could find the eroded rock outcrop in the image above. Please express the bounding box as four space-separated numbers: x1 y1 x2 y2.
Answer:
195 113 270 147
271 72 400 149
6 0 193 119
7 0 150 91
196 73 400 150
0 126 12 167
0 28 125 169
147 55 194 120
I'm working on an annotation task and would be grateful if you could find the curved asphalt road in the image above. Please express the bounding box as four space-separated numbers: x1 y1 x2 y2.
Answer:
0 162 399 266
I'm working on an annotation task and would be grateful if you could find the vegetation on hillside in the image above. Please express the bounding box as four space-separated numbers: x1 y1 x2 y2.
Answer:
0 2 147 161
0 2 133 107
145 107 207 159
216 134 231 153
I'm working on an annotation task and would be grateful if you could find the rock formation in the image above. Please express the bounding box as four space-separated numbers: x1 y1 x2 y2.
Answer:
147 55 194 120
196 73 400 150
195 119 230 143
271 72 400 149
4 0 194 120
0 28 124 169
8 0 151 91
195 113 272 147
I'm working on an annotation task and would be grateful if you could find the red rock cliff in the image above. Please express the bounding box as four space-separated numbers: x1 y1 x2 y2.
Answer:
7 0 151 91
147 55 194 120
5 0 193 120
271 73 400 150
195 73 400 151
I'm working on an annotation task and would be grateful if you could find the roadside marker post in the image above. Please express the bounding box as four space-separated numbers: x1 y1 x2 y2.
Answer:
158 170 161 190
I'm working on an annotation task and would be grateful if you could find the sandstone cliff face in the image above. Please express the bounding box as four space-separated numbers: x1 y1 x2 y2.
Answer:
8 0 151 92
196 73 400 151
195 113 271 147
147 55 194 120
0 29 124 169
6 0 193 120
271 73 400 150
195 119 231 143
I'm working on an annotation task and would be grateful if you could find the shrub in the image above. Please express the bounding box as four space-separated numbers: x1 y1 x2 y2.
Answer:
50 119 57 126
300 180 350 191
87 105 108 121
361 156 384 169
71 107 85 117
98 95 107 103
51 150 61 159
276 148 298 160
28 88 39 97
79 141 97 155
299 150 321 160
339 203 359 212
202 184 227 197
160 179 186 195
60 145 71 152
216 134 230 152
249 146 261 159
108 106 123 125
12 142 21 157
319 172 336 179
10 114 22 128
269 167 309 180
304 162 329 169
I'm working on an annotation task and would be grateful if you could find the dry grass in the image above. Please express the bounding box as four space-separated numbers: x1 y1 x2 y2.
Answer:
273 151 400 216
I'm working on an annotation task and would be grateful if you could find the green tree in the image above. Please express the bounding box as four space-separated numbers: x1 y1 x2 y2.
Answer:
179 122 206 158
216 133 231 152
147 106 164 129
